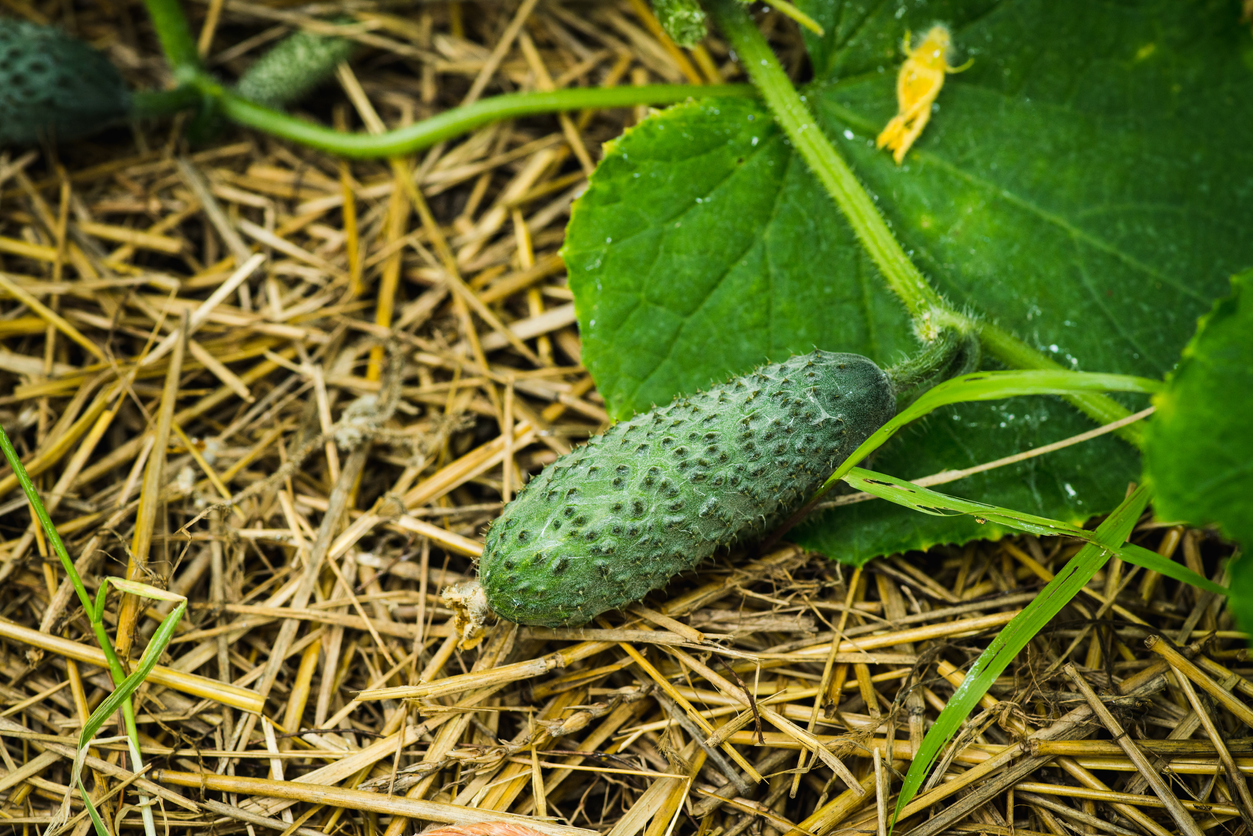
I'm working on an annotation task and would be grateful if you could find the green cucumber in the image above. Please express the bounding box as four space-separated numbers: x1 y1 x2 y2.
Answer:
235 23 357 110
479 350 896 627
0 20 132 145
651 0 708 48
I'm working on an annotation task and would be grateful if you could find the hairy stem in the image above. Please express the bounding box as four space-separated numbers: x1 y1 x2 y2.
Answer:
888 326 981 407
709 0 940 317
706 0 1142 445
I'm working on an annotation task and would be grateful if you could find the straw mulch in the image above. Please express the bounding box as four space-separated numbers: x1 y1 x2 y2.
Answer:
0 2 1246 835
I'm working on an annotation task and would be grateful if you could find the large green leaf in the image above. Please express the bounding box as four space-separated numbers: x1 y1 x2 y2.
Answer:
562 0 1253 564
1143 270 1253 630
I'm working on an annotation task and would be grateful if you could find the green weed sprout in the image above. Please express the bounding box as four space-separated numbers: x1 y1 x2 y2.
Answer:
0 425 187 836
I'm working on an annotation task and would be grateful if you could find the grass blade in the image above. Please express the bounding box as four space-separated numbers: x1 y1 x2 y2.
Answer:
892 484 1152 828
816 370 1161 499
78 779 112 836
844 467 1080 538
69 596 187 835
0 424 94 616
79 597 187 747
846 468 1225 596
1118 543 1227 596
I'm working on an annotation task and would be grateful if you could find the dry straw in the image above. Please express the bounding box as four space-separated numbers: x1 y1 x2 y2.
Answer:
0 2 1244 835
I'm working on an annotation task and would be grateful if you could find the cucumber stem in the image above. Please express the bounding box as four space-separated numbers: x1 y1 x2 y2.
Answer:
705 0 1143 446
131 85 203 120
141 0 203 83
126 78 751 159
888 326 981 407
707 0 942 319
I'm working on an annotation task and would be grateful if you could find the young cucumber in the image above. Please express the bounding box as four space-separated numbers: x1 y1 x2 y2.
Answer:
235 24 357 110
0 21 132 146
480 351 896 626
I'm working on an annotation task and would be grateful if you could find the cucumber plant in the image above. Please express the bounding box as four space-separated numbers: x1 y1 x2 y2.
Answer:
561 0 1253 822
6 0 1250 827
566 0 1253 566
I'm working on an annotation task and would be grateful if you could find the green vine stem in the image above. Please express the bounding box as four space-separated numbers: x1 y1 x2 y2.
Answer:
706 0 1143 445
131 0 754 158
887 325 981 407
132 85 204 120
203 81 755 159
142 0 203 82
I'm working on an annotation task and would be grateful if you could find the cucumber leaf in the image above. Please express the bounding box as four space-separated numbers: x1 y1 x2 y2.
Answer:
1143 269 1253 631
563 0 1253 564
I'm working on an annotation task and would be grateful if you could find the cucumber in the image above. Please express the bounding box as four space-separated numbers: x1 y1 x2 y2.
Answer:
651 0 708 48
235 23 357 110
479 350 896 626
0 20 132 145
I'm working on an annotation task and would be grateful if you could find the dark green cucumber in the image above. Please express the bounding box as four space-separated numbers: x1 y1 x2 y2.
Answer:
479 350 895 627
0 21 132 145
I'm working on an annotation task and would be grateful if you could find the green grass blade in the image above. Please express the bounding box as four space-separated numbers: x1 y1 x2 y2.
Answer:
844 467 1080 537
892 484 1152 827
2 429 178 836
1118 544 1227 596
1 424 134 686
78 599 186 748
846 468 1224 595
816 371 1161 499
78 781 111 836
69 598 187 835
0 424 93 614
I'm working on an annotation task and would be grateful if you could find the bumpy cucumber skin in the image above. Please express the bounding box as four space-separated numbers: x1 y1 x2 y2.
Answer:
651 0 708 48
0 21 131 145
480 351 895 627
236 26 356 110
